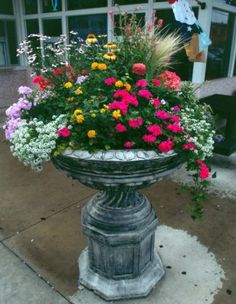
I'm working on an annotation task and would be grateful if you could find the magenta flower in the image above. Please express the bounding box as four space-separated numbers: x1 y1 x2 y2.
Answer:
155 110 170 120
115 123 127 133
147 124 162 136
122 94 138 107
104 77 117 86
158 139 174 153
109 101 128 115
57 127 71 137
136 79 149 87
124 141 134 148
183 142 196 150
138 89 152 99
172 105 180 113
128 117 143 128
170 114 181 123
142 134 156 143
152 79 161 86
166 124 184 133
114 89 129 99
151 98 161 107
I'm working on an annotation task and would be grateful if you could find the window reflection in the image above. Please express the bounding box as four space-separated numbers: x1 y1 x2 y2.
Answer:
206 9 234 80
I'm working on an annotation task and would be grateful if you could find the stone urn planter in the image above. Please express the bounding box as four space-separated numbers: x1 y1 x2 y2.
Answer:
52 149 182 300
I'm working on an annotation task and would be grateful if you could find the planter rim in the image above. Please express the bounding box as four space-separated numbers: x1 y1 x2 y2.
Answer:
62 149 176 162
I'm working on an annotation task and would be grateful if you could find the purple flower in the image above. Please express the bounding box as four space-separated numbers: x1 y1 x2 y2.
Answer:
4 118 22 140
17 98 32 110
6 103 21 118
18 86 32 96
76 75 88 85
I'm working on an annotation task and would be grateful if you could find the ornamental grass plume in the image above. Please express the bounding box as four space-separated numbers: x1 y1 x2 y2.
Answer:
4 9 216 220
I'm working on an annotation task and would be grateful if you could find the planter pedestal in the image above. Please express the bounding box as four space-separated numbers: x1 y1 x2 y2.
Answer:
80 188 164 300
52 150 182 301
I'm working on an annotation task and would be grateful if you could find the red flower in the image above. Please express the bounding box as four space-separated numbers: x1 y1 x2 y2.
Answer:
166 124 184 133
168 0 177 4
196 160 210 179
136 79 149 87
152 79 161 86
57 127 71 137
131 63 146 75
53 68 63 75
151 98 161 107
33 75 44 84
158 139 174 153
159 70 181 91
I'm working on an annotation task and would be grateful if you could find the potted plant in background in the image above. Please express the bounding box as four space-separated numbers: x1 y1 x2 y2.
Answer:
4 12 215 300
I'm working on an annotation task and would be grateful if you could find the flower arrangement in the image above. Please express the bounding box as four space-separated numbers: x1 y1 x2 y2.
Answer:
4 13 215 219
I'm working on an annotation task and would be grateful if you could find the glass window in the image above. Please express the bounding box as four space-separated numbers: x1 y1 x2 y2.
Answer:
24 0 38 14
156 8 198 81
68 14 107 40
43 19 62 37
42 0 62 13
113 0 148 4
0 20 18 65
67 0 107 10
0 0 14 15
206 9 235 80
26 19 39 35
6 21 18 64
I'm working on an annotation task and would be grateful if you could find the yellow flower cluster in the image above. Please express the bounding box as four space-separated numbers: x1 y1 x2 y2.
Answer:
64 82 73 89
100 104 109 113
85 34 98 44
74 109 84 123
103 52 116 61
112 110 121 119
115 81 131 91
91 62 107 70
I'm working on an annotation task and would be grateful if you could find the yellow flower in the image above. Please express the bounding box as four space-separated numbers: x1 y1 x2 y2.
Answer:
76 115 85 123
100 108 106 113
64 82 73 89
87 130 96 138
85 34 98 44
91 62 98 69
124 82 131 91
112 110 121 119
115 80 123 87
74 87 83 95
103 42 117 49
67 97 74 102
91 113 96 118
103 52 117 61
74 109 83 116
103 104 109 109
97 63 107 71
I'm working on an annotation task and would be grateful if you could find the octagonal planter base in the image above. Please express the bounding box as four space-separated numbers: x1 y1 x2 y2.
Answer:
79 248 165 301
52 150 182 301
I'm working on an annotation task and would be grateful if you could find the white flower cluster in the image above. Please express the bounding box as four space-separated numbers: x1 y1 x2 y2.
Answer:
180 106 215 159
10 115 67 171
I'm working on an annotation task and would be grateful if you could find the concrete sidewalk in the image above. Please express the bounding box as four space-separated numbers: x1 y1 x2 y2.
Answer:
0 129 235 304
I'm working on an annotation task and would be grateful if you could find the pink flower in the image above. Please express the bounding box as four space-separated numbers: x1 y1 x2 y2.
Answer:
138 89 152 99
109 101 128 114
131 63 146 75
122 94 139 107
136 79 149 87
147 124 162 136
155 110 170 120
173 105 180 113
124 141 134 148
151 98 161 107
114 89 129 99
57 127 70 137
159 70 181 91
115 123 127 133
170 115 181 123
129 117 143 128
104 77 117 86
142 134 156 143
183 143 196 150
152 79 161 86
158 139 174 153
166 124 184 133
196 160 210 179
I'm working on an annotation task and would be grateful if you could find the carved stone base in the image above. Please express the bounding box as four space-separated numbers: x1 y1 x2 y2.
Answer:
79 248 165 301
